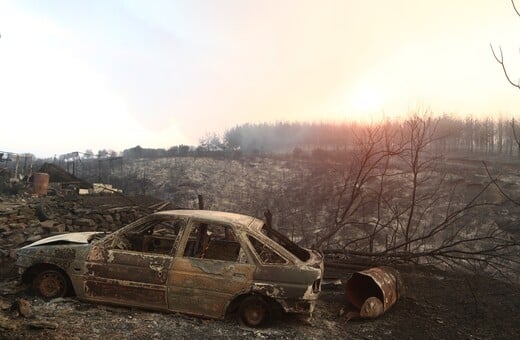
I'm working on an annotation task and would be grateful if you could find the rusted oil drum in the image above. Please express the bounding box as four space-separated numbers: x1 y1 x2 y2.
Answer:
345 266 404 318
33 172 50 196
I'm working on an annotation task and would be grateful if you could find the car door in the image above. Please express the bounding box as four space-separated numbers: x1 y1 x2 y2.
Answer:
84 216 185 310
167 220 255 319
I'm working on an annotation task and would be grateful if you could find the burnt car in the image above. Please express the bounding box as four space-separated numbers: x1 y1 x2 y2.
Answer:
16 210 323 327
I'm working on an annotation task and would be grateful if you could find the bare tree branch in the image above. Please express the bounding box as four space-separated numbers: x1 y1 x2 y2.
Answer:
483 161 520 205
317 115 520 279
512 0 520 17
490 44 520 90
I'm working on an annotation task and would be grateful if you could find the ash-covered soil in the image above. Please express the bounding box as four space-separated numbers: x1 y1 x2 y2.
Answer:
1 155 520 339
1 265 519 340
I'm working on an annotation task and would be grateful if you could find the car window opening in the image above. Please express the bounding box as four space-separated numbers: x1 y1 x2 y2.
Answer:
114 218 184 255
261 224 310 261
248 235 287 264
184 223 245 263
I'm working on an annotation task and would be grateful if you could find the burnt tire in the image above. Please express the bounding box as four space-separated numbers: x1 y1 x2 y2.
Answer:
238 296 269 327
32 270 68 299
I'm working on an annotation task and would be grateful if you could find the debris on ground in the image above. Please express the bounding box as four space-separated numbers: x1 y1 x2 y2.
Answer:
345 266 404 320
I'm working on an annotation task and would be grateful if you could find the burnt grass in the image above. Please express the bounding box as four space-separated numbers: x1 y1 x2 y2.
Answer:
0 265 519 339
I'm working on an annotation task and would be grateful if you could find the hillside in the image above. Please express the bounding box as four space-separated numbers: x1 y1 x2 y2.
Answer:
1 154 519 338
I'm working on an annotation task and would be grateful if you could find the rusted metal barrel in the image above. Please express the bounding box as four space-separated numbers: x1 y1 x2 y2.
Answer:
33 172 50 196
345 266 404 319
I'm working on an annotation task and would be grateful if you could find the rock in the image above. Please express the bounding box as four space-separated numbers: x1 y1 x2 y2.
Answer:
75 218 95 228
0 296 11 310
89 213 104 223
0 315 16 330
41 220 65 233
0 222 10 231
72 208 91 215
54 223 66 233
9 233 26 245
26 235 42 242
40 219 57 229
28 220 41 228
18 206 35 218
49 297 75 304
8 222 25 230
14 298 32 318
28 320 59 330
0 280 28 295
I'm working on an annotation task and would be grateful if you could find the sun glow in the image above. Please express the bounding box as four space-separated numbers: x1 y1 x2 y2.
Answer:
352 86 384 113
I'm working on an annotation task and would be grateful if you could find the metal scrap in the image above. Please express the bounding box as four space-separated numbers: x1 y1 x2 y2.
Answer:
345 266 404 319
16 210 325 327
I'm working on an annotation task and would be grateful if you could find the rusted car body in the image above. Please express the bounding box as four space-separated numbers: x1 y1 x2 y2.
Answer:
16 210 324 326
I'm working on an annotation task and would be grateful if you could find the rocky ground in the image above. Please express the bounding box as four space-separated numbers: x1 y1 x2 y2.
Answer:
0 265 519 339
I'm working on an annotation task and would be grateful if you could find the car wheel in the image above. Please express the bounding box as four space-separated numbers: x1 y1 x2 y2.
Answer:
238 296 269 327
33 270 68 299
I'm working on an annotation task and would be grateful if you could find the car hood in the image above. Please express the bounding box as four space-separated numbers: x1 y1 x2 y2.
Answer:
21 231 104 248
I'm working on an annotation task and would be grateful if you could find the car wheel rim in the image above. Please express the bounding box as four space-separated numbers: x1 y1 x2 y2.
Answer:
244 302 265 326
39 272 66 298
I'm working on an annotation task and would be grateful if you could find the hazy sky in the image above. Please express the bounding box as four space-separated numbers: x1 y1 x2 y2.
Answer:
1 0 519 157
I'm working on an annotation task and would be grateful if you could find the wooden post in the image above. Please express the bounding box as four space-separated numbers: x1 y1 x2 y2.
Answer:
198 194 204 210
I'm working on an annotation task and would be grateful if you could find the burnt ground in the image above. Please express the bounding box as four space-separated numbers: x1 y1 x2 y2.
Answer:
1 265 519 340
1 155 520 339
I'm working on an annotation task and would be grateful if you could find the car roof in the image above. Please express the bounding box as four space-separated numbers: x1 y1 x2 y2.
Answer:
154 210 262 231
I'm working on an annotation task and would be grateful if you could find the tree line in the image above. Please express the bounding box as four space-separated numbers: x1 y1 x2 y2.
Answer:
61 115 519 163
222 115 520 157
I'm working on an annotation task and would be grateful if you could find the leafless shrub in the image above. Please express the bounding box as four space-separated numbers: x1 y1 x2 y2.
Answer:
315 114 519 278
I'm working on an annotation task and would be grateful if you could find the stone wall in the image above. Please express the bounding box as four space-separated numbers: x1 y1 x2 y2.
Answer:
0 194 166 278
